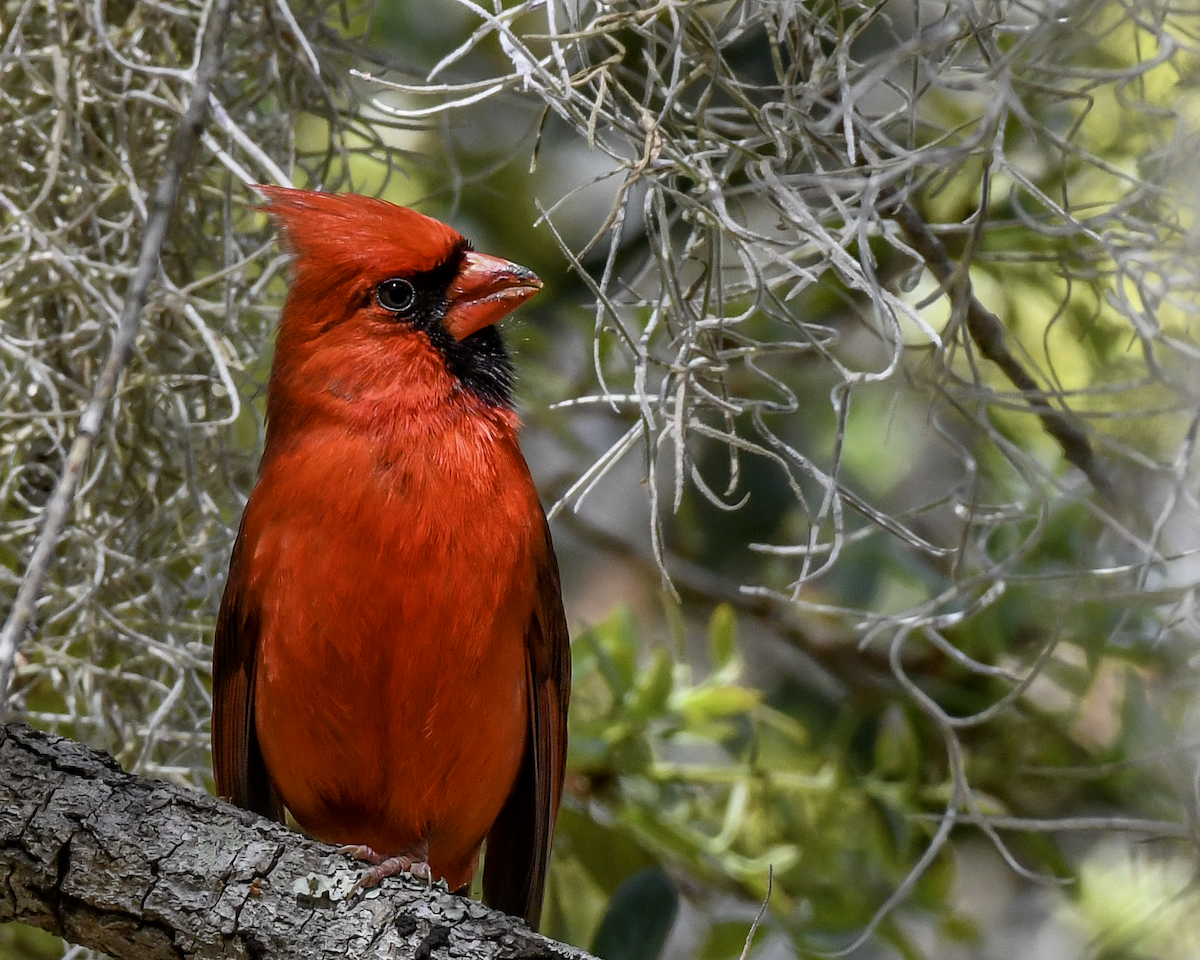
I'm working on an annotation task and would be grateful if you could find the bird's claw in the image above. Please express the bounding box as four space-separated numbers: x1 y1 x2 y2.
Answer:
340 844 433 898
338 843 381 863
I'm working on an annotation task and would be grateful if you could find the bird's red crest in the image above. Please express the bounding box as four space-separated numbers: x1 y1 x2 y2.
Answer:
256 185 465 293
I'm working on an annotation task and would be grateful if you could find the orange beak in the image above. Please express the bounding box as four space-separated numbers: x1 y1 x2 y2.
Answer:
444 251 542 341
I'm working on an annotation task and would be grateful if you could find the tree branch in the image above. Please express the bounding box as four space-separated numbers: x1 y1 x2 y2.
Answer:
0 723 593 960
889 201 1115 501
557 511 898 698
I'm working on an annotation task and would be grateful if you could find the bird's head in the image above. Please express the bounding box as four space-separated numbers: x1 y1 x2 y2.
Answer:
257 186 541 426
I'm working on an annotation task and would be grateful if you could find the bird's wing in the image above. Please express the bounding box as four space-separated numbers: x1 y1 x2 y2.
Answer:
483 511 571 929
211 511 285 822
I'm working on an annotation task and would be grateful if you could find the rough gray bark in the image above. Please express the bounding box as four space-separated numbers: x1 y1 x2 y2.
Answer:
0 723 594 960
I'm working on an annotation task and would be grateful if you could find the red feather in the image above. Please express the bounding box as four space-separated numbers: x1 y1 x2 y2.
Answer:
212 186 570 928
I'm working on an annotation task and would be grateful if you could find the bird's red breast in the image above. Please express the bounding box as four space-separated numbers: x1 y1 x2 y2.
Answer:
211 187 570 928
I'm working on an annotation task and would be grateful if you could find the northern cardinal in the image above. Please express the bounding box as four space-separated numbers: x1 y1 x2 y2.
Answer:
211 186 570 928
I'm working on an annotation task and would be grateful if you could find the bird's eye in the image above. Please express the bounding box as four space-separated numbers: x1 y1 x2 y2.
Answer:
376 278 416 315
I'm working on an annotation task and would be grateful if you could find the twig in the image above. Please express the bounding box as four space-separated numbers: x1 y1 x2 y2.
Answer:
556 509 893 698
0 0 236 702
911 812 1193 838
889 200 1115 502
737 864 772 960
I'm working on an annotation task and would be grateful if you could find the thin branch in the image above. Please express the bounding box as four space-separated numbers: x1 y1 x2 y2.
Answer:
556 509 889 698
912 812 1194 838
889 200 1115 501
736 865 772 960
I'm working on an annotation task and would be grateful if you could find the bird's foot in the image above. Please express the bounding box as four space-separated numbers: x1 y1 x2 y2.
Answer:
340 842 432 897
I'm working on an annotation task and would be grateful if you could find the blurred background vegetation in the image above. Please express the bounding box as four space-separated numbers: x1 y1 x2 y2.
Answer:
2 0 1200 958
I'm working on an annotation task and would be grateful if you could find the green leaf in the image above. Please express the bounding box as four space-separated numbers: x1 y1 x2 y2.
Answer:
583 608 639 696
708 603 737 670
626 648 675 721
0 922 63 960
662 593 688 659
556 805 658 894
591 868 680 960
673 684 761 724
873 705 919 779
544 846 611 949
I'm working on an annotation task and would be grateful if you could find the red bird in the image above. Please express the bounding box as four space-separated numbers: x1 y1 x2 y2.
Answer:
211 186 570 928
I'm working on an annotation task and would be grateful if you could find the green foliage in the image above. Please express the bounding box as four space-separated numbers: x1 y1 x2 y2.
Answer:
0 924 61 960
1069 842 1200 960
545 595 1194 959
548 605 926 953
